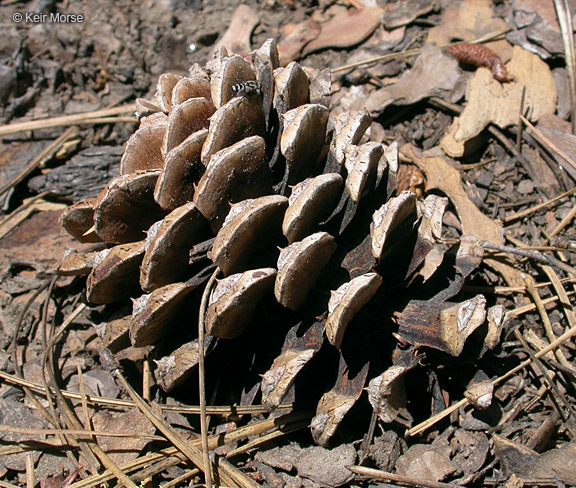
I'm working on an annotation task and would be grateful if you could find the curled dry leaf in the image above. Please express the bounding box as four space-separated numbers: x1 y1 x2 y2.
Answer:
441 46 557 157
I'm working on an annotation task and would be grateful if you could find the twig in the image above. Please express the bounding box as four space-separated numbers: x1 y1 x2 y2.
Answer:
332 28 512 73
347 465 463 488
408 320 576 436
549 203 576 237
521 114 576 173
553 0 576 133
514 329 576 438
26 453 34 488
0 103 137 136
479 240 576 276
0 126 78 197
0 370 292 414
0 425 164 440
501 185 576 223
198 267 220 488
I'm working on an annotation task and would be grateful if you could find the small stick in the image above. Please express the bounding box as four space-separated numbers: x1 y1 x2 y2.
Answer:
501 185 576 223
521 114 576 173
332 28 511 73
198 268 220 488
0 126 78 197
408 320 576 436
549 203 576 237
25 453 34 488
0 104 137 136
479 240 576 276
347 465 461 488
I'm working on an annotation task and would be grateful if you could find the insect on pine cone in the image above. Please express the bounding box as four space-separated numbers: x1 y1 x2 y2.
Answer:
59 39 503 446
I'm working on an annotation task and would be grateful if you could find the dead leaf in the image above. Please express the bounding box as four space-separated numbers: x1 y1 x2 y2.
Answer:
402 144 525 288
92 408 156 466
441 46 557 157
277 20 322 66
362 44 462 114
395 443 458 482
302 8 384 57
381 0 437 29
212 5 260 56
426 0 512 61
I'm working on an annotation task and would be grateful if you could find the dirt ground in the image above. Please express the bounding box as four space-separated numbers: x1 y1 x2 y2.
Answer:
1 0 576 487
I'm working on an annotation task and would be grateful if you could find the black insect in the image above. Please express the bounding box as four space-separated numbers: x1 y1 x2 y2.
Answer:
231 80 262 98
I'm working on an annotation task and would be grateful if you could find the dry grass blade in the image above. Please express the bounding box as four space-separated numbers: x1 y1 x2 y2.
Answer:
347 465 461 488
332 28 511 73
0 481 21 488
26 453 34 488
0 369 291 414
553 0 576 133
501 185 576 223
0 425 164 440
198 267 220 488
480 240 576 277
521 114 576 173
549 203 576 237
542 266 576 328
114 370 256 488
0 126 78 197
0 104 137 136
514 329 576 437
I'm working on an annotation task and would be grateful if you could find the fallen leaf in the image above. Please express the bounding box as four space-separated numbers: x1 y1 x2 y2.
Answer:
441 46 557 157
212 5 260 56
381 0 437 29
277 20 322 66
92 408 156 466
362 44 462 114
402 144 525 288
302 8 384 57
395 443 458 482
508 0 571 57
426 0 512 61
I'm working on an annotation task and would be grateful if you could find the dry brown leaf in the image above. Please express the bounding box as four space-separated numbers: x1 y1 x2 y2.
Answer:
92 408 156 466
441 46 557 157
302 8 384 57
380 0 437 29
362 44 462 114
403 144 525 288
277 20 322 66
212 5 260 56
426 0 512 61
